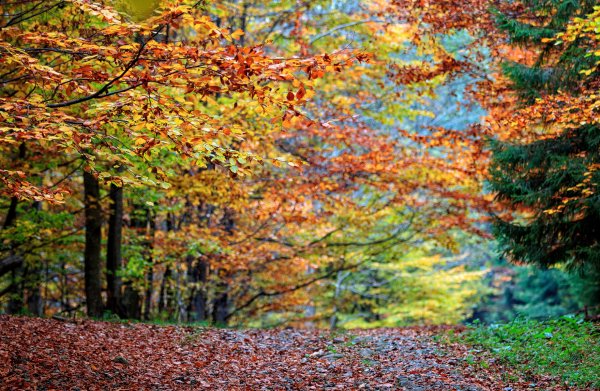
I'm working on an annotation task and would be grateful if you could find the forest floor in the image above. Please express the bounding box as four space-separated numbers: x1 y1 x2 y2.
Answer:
0 316 578 390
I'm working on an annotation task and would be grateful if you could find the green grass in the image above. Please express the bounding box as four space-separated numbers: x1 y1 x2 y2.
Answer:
95 311 219 328
462 316 600 388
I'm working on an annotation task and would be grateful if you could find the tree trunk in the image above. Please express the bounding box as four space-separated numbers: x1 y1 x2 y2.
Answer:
3 197 18 229
84 171 103 318
209 208 235 325
212 282 229 325
2 143 25 230
187 257 208 322
26 276 43 316
158 265 171 315
143 207 155 320
3 144 25 312
144 267 153 320
174 267 185 322
25 202 43 316
4 203 23 313
329 270 349 330
6 267 23 314
106 183 123 315
122 282 141 319
158 212 175 318
132 207 155 321
303 265 316 328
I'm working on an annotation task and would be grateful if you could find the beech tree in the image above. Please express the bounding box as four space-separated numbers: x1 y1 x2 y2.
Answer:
0 0 354 317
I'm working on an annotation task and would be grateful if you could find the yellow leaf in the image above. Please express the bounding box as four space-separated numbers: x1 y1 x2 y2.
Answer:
231 29 245 40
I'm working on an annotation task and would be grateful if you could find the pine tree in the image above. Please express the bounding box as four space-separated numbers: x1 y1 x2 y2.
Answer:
489 1 600 272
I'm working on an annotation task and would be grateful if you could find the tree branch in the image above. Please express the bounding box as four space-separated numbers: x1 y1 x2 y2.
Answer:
1 1 64 29
46 26 164 108
309 19 380 44
225 259 370 320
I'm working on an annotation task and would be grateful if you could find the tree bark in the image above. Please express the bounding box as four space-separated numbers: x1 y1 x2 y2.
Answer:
24 201 43 316
6 269 23 314
329 270 350 330
132 206 155 321
210 208 235 324
106 183 123 315
158 212 176 318
144 266 153 320
187 256 208 322
158 265 171 315
26 278 43 316
2 143 25 229
3 197 18 229
212 282 229 325
2 143 26 312
143 207 155 320
122 282 141 319
84 171 103 318
0 254 23 279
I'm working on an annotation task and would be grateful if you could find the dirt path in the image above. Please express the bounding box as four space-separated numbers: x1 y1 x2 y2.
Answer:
0 316 568 390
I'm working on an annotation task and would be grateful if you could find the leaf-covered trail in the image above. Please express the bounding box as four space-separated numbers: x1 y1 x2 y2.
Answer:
0 316 567 390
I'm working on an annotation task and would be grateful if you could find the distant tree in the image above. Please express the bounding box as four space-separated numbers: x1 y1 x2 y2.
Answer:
472 259 600 324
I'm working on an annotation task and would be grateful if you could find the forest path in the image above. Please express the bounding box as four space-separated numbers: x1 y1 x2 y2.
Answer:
0 316 565 390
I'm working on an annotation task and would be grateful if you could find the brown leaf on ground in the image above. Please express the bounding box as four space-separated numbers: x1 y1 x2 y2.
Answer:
0 316 576 390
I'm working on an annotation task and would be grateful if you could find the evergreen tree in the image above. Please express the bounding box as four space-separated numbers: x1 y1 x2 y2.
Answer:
489 1 600 273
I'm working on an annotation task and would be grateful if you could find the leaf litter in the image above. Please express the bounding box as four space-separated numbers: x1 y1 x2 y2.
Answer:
0 316 577 390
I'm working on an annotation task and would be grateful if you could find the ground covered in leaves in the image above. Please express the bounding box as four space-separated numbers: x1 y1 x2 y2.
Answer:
0 316 581 390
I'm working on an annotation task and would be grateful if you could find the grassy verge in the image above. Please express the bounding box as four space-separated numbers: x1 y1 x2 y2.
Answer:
459 316 599 388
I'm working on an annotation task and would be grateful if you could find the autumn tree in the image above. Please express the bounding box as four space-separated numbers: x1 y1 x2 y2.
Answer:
488 2 600 272
0 0 353 317
196 0 496 326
